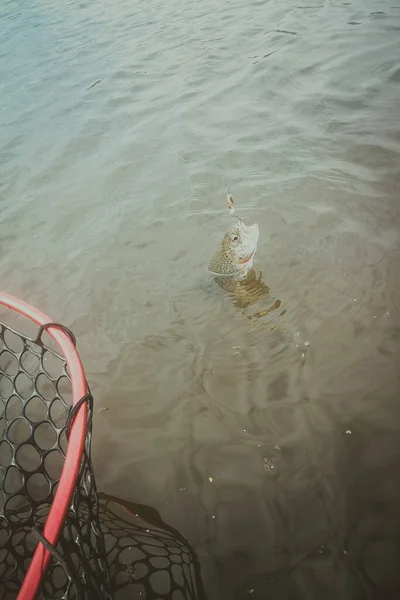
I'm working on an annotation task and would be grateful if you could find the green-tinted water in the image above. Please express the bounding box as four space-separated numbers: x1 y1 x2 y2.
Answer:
1 1 400 597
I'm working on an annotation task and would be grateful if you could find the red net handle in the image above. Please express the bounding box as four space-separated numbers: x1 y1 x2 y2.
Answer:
0 293 88 600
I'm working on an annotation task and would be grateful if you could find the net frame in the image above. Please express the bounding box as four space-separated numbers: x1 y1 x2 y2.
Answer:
0 293 97 600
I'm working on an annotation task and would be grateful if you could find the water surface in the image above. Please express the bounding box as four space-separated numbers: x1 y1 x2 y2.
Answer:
1 0 400 597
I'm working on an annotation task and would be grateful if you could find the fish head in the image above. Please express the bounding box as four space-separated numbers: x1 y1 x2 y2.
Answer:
208 220 259 278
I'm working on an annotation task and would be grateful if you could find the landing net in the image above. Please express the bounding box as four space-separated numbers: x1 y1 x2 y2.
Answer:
0 294 203 600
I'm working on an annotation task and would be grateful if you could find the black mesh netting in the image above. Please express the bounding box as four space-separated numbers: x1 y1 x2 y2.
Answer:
0 320 204 600
97 493 204 600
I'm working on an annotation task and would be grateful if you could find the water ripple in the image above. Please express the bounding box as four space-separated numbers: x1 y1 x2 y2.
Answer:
1 0 400 597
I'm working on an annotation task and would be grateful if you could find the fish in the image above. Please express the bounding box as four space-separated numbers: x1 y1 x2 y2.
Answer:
208 219 259 279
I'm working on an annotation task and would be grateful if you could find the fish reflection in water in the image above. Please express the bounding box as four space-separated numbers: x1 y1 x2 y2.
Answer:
213 268 282 323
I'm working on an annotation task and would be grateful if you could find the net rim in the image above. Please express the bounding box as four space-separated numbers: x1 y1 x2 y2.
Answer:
0 292 88 600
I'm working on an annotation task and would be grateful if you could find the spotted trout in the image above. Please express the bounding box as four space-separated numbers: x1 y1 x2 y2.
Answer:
208 195 259 280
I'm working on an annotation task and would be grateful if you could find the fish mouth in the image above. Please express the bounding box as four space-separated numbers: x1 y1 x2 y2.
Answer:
239 250 255 265
237 223 258 266
238 222 259 242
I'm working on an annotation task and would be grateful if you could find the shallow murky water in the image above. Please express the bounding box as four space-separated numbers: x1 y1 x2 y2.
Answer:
1 0 400 597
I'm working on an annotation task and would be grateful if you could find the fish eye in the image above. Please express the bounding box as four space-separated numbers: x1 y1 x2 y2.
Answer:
232 235 239 241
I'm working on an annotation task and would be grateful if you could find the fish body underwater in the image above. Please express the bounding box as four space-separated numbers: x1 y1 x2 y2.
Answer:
208 220 259 280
